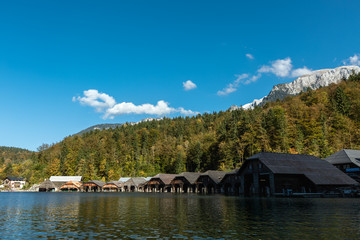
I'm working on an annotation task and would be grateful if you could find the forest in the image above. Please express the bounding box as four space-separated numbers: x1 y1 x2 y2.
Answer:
1 73 360 185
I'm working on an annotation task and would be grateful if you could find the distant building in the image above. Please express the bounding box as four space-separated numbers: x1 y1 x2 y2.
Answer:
49 176 83 191
38 179 57 192
170 172 201 193
325 149 360 182
103 181 123 192
221 169 241 195
4 177 26 189
196 170 228 194
60 181 82 192
146 174 177 192
240 152 358 196
118 177 131 183
83 180 105 192
123 177 147 192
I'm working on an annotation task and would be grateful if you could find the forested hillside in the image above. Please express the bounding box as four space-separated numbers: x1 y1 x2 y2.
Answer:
2 73 360 185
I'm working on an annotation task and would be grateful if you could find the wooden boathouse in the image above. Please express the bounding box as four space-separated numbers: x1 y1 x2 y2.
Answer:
170 172 201 193
123 177 147 192
145 174 177 192
196 170 227 194
240 152 358 196
103 181 123 192
221 169 241 195
60 181 82 192
83 180 105 192
325 149 360 182
38 179 57 192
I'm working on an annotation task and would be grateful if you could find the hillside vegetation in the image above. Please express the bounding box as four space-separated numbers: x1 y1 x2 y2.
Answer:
1 73 360 184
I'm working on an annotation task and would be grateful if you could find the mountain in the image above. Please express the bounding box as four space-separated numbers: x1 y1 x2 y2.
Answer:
236 65 360 110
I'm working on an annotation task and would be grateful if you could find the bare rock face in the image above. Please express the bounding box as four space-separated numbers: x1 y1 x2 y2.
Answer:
235 65 360 110
264 65 360 103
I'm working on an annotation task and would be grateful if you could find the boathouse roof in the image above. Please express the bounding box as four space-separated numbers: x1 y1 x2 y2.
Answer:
247 152 358 186
60 181 82 190
200 171 228 184
104 181 123 188
118 177 131 183
84 180 106 187
124 177 147 187
38 179 57 190
151 174 178 185
325 149 360 167
49 176 82 182
174 172 201 184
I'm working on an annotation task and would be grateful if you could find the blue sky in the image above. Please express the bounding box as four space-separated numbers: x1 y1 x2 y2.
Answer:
0 0 360 151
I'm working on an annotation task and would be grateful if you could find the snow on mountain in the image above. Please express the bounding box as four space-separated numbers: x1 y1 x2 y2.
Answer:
232 65 360 110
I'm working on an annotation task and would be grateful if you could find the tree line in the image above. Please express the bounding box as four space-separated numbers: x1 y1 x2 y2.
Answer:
1 72 360 185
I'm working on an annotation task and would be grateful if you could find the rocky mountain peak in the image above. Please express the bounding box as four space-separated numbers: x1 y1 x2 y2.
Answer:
233 65 360 110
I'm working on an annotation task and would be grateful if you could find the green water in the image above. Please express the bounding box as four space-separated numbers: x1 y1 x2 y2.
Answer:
0 192 359 239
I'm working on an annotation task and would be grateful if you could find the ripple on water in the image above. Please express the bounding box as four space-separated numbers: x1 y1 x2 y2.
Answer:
1 193 360 239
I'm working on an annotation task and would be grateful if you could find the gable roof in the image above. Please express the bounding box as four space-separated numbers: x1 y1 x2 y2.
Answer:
200 170 228 184
104 181 123 188
5 177 26 181
221 169 240 183
247 152 358 186
49 176 82 182
60 181 82 189
118 177 131 183
84 180 106 187
174 172 201 184
151 174 178 185
325 149 360 166
124 177 147 187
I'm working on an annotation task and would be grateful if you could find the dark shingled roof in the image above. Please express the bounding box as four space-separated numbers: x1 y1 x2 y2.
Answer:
5 177 25 181
124 177 147 187
174 172 201 184
248 152 358 186
325 149 360 167
200 170 228 184
151 174 178 185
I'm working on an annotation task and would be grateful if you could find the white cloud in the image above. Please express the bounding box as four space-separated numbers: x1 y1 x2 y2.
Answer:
258 57 293 77
183 80 197 91
258 57 312 78
348 54 360 66
218 73 255 96
75 89 116 112
217 83 237 96
218 57 312 96
74 89 198 119
246 53 254 60
291 67 312 77
243 74 262 85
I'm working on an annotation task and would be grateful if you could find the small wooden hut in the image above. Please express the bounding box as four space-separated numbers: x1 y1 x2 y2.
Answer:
83 180 105 192
103 181 123 192
145 174 177 192
221 169 241 195
170 172 201 193
60 181 82 192
38 179 57 192
123 177 147 192
196 170 228 194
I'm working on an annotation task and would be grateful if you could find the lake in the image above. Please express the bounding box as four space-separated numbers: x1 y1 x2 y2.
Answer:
0 193 359 239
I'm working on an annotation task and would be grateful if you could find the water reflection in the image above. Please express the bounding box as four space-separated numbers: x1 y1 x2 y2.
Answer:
0 193 360 239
